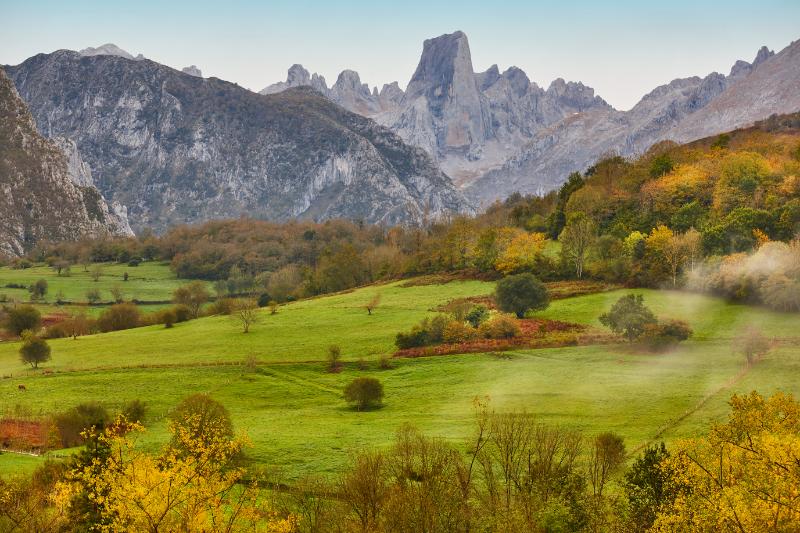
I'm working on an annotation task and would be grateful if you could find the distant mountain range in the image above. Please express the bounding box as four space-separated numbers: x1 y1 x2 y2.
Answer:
4 51 470 234
262 31 800 205
0 67 131 256
2 32 798 247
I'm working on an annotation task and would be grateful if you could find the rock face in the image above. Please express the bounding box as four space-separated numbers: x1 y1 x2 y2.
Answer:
466 40 800 203
261 31 610 186
79 43 144 61
262 31 800 205
0 68 131 257
6 51 471 232
181 65 202 77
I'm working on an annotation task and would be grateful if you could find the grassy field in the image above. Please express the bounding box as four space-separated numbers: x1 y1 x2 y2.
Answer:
1 278 799 480
0 261 210 317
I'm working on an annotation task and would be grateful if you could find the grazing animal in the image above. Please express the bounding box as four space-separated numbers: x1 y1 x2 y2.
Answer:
18 384 26 391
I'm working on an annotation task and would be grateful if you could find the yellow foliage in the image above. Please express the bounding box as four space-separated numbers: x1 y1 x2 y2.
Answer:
640 164 711 209
54 418 297 532
652 392 800 531
494 232 547 274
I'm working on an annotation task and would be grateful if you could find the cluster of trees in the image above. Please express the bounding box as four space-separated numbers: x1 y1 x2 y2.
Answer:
599 294 692 352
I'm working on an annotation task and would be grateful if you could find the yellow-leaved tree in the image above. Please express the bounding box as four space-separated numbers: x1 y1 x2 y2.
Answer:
494 232 547 274
652 391 800 531
54 415 297 533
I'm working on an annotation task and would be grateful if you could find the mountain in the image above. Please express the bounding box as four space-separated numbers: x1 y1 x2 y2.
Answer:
181 65 202 77
79 43 144 61
0 68 131 257
262 32 800 205
261 31 610 186
466 39 800 203
5 51 471 232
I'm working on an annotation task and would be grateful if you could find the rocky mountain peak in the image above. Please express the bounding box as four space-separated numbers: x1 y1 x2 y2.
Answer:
181 65 202 77
79 43 143 61
753 45 775 68
287 64 311 86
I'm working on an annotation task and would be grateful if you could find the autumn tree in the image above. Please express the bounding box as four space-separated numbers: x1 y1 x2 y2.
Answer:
172 281 210 318
4 305 41 336
559 213 596 278
494 232 547 274
599 294 657 342
646 225 688 287
652 392 800 531
232 298 259 333
90 265 103 282
365 294 381 315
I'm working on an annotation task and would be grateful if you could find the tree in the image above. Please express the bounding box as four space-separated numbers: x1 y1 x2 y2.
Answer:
28 279 48 301
4 305 41 336
365 294 381 315
19 332 51 369
651 392 800 531
52 260 71 276
494 232 547 274
172 281 210 318
327 345 342 373
168 394 234 461
739 327 770 365
232 298 258 333
682 227 703 272
646 225 687 287
494 273 550 318
90 265 104 282
85 288 102 304
344 377 384 411
97 303 140 332
599 294 657 342
624 443 678 531
63 312 91 339
109 285 124 304
559 213 596 278
588 432 626 497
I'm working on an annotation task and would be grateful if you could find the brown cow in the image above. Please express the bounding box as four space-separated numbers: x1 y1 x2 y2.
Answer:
18 384 26 391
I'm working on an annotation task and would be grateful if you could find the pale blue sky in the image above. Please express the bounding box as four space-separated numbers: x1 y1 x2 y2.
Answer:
1 0 798 109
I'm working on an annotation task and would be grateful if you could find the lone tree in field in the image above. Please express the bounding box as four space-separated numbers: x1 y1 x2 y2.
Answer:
233 298 259 333
173 281 210 318
327 345 342 373
740 327 770 365
28 279 48 301
365 294 381 315
344 377 384 411
599 294 657 342
90 264 104 282
19 331 51 369
494 273 550 318
4 305 41 336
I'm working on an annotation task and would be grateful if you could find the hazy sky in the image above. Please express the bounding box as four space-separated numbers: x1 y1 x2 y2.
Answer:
2 0 799 110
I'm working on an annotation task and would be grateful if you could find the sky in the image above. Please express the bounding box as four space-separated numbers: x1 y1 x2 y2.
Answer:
1 0 799 110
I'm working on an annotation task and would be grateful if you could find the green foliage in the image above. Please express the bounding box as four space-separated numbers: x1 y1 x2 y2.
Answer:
121 399 147 423
343 377 384 411
599 294 657 342
649 153 674 178
640 320 693 352
465 304 490 327
168 393 234 457
53 402 111 448
623 443 677 531
19 331 51 369
28 279 48 301
494 273 550 318
4 305 41 336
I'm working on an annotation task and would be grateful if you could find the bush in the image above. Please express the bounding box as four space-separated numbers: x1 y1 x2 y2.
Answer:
28 279 48 301
160 308 176 328
465 304 490 327
172 304 191 323
121 399 147 423
257 293 271 307
394 315 451 349
343 377 384 411
19 332 51 369
442 320 479 343
495 274 550 318
4 305 41 336
327 345 342 373
740 327 770 365
173 281 210 318
85 288 102 304
97 303 141 332
479 314 521 339
599 294 657 342
168 394 234 457
53 402 110 448
640 320 692 352
378 355 394 370
207 297 236 315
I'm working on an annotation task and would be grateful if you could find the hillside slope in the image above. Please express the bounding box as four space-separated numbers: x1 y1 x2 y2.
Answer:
0 68 131 256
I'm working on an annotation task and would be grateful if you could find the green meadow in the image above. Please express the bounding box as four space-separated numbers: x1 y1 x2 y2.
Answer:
1 277 799 479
